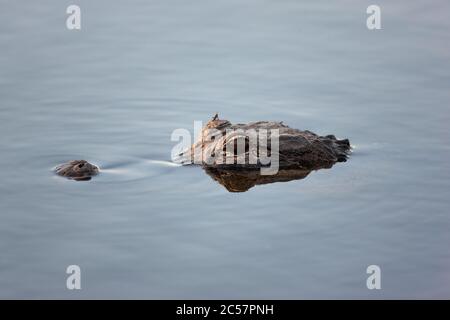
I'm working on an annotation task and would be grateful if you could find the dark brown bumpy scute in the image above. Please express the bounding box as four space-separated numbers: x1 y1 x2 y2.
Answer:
54 160 99 181
179 114 351 171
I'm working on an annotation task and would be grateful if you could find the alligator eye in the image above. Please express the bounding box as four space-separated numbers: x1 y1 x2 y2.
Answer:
78 163 84 168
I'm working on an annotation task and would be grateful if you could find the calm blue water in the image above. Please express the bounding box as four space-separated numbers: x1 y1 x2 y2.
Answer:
0 0 449 298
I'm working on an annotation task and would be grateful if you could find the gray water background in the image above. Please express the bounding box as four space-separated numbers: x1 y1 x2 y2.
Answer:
0 0 449 298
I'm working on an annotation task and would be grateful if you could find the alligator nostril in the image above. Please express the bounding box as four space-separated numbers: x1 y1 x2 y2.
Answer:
55 160 99 181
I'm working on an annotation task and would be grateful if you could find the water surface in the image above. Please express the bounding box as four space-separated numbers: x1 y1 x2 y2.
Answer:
0 0 450 298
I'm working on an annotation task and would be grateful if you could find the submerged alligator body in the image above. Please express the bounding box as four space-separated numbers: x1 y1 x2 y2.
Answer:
54 115 350 189
180 114 351 171
177 114 351 191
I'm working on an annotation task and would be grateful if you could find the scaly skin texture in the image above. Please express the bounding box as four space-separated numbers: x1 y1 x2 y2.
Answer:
54 160 99 181
180 114 351 171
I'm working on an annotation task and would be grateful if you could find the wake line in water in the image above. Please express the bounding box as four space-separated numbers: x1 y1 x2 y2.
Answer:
145 160 182 167
53 158 181 183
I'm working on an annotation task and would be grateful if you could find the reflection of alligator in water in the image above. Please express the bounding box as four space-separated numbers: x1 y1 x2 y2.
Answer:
204 167 313 192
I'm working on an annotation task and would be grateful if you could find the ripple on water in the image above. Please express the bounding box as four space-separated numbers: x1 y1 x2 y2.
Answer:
40 154 180 185
85 158 181 184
